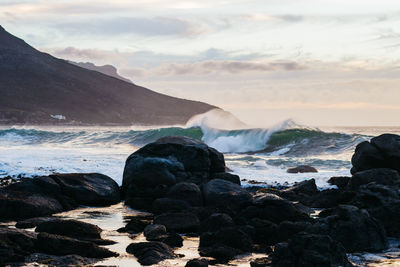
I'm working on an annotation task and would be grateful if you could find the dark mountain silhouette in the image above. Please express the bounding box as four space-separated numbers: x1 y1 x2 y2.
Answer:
0 26 217 125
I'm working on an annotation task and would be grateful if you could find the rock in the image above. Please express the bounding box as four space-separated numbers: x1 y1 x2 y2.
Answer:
287 165 318 173
203 179 253 208
351 134 400 174
36 232 117 258
250 193 310 223
370 134 400 172
161 232 183 248
49 173 120 206
248 218 278 245
282 179 318 196
117 216 152 234
35 219 106 244
0 228 37 264
122 136 226 211
199 244 239 263
351 182 399 209
0 189 64 221
0 173 120 221
144 224 167 241
277 221 312 242
25 253 98 266
271 233 353 267
126 241 175 266
166 182 202 206
154 212 200 233
152 198 191 214
210 172 241 185
15 217 57 229
328 176 350 189
200 213 234 233
347 168 400 190
185 258 209 267
301 189 355 208
199 226 253 252
309 205 387 252
367 201 400 238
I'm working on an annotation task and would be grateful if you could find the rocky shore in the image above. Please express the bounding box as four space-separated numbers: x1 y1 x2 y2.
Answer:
1 134 400 266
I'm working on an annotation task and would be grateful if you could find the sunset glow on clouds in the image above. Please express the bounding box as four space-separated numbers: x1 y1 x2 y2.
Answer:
2 0 400 126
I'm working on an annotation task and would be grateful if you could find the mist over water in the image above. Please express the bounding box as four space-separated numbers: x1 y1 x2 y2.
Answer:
1 110 399 188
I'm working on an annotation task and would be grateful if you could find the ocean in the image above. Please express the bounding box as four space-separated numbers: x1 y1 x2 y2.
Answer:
1 120 399 189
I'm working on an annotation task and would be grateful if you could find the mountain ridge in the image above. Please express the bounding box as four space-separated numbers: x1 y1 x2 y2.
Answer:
0 26 217 125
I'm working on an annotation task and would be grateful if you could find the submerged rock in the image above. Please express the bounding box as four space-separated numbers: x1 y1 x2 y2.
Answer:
287 165 318 173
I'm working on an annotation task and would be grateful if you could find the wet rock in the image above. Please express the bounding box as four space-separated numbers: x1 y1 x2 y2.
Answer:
166 182 202 206
200 213 234 233
367 201 400 238
287 165 318 173
117 216 152 234
347 168 400 190
199 244 239 263
328 176 350 189
144 224 167 241
186 258 209 267
199 226 253 252
0 228 37 264
248 218 278 245
161 232 183 248
370 134 400 172
36 232 117 258
203 179 252 208
15 217 57 229
309 205 387 252
126 241 175 266
152 198 191 214
271 233 353 267
280 179 318 201
250 257 270 267
301 189 355 208
210 172 241 185
154 212 200 233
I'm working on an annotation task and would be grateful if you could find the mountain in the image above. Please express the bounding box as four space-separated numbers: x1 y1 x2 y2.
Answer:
69 61 133 83
0 26 217 125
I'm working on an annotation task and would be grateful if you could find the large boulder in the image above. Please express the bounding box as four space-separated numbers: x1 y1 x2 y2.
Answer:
122 136 226 211
0 228 37 264
347 168 400 190
153 212 200 233
203 179 252 208
271 233 353 267
287 165 318 173
152 198 191 214
126 241 176 266
351 134 400 174
309 205 387 252
0 173 120 221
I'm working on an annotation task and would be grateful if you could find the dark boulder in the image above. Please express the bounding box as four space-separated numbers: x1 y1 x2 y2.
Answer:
287 165 317 173
161 232 183 248
351 134 400 174
367 201 400 238
0 228 37 264
280 179 318 201
25 253 97 267
144 224 167 241
126 241 176 266
301 189 355 208
251 257 270 267
200 213 234 233
35 219 104 243
154 212 200 233
347 168 400 190
166 182 202 206
203 179 252 208
309 205 387 252
277 221 312 242
199 226 253 252
210 172 241 185
152 198 191 214
271 233 353 267
16 217 57 229
49 173 120 206
186 258 209 267
250 193 310 223
36 232 118 258
117 216 152 234
248 218 278 245
199 244 239 263
328 176 350 189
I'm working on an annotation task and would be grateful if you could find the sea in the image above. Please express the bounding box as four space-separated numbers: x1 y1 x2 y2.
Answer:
1 111 399 189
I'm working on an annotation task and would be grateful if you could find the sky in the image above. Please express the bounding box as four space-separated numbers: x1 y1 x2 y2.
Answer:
1 0 400 127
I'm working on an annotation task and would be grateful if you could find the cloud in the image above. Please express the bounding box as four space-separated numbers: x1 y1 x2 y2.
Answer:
153 60 306 76
49 47 112 60
55 16 204 37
